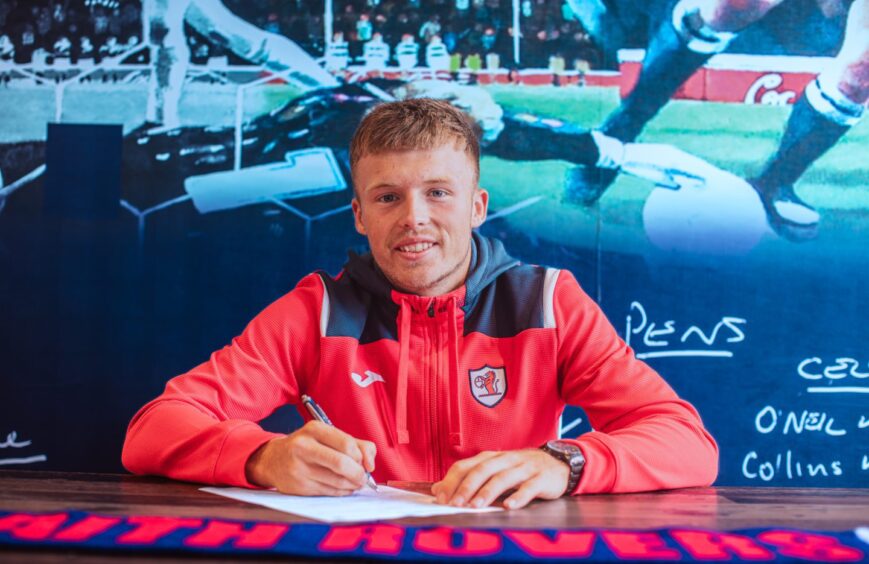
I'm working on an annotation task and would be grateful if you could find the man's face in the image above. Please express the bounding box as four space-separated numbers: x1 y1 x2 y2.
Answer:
351 143 488 297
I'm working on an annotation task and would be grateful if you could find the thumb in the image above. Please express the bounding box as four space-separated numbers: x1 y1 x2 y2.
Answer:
357 439 377 473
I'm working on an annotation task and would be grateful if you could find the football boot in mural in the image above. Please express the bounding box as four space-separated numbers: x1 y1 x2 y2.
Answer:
748 181 820 242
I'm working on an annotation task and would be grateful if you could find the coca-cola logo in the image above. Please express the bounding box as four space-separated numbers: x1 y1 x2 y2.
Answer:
744 73 796 105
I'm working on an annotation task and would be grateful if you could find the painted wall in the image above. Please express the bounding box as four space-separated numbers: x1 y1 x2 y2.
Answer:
0 0 866 486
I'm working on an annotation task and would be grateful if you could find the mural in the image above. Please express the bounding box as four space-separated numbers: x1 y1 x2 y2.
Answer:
0 0 866 486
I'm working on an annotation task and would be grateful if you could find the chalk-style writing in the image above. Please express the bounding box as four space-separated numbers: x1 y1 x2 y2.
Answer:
559 416 583 436
797 357 869 395
859 416 869 430
624 301 746 360
863 456 869 471
742 450 843 481
798 358 869 380
0 430 47 467
0 431 31 449
754 406 846 437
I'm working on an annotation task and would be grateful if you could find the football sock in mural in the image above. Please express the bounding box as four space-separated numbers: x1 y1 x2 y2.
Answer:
752 60 866 233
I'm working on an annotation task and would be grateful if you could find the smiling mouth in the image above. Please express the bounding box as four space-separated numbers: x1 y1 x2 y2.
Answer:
396 242 435 253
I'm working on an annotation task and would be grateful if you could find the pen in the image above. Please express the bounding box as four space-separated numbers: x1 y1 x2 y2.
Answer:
301 394 378 491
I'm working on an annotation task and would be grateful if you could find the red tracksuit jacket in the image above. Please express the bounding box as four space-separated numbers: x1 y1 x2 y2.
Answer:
122 234 718 493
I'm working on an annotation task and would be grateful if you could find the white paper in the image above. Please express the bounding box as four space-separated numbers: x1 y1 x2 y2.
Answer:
200 485 502 523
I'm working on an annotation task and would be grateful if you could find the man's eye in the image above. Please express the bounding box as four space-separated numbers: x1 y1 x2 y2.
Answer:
430 189 448 198
377 194 397 203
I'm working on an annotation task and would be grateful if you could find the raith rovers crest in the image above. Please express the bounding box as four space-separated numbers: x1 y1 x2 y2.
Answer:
469 365 507 407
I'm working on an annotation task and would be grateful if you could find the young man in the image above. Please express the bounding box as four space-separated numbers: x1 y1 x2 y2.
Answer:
122 99 718 509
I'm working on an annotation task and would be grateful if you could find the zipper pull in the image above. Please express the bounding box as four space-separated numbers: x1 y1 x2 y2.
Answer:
427 300 435 317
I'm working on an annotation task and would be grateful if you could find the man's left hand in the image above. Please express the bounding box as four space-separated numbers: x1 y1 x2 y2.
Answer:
431 449 570 510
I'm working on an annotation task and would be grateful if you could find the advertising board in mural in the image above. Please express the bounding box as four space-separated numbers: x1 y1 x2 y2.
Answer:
0 0 866 485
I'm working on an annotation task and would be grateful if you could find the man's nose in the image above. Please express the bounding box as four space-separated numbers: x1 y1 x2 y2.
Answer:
399 193 430 228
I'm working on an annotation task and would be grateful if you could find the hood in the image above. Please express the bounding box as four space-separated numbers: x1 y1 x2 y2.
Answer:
341 232 519 451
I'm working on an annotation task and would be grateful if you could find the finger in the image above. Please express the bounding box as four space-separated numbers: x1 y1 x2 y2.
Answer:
503 477 544 510
305 474 359 497
306 454 368 491
432 451 501 503
433 451 500 504
304 439 368 488
357 439 377 473
304 421 364 463
467 465 533 508
448 453 520 506
271 470 357 497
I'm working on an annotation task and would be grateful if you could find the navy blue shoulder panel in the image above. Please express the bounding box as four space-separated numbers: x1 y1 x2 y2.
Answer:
318 265 549 342
317 272 399 344
463 264 548 338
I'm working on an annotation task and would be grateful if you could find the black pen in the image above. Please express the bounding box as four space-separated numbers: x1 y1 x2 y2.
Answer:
300 394 378 491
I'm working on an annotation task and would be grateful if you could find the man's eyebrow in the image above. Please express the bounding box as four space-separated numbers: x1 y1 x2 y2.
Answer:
367 182 399 191
365 179 454 191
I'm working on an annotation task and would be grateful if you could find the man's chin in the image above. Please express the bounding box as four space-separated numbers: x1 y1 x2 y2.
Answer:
384 267 449 295
379 255 466 296
390 275 439 295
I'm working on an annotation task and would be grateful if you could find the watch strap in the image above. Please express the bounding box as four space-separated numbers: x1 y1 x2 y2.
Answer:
540 440 585 496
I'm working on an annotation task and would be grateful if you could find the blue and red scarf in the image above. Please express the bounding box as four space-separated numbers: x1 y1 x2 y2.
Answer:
1 510 867 562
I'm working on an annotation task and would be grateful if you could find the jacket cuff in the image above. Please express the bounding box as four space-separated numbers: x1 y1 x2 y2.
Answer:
570 433 617 495
213 422 283 488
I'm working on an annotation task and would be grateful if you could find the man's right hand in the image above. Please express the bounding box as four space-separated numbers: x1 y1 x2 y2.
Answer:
245 420 376 496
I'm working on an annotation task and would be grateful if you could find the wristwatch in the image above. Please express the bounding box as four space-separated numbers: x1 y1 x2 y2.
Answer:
540 440 586 496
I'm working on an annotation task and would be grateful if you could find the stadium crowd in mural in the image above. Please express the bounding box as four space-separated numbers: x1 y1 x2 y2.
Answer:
0 0 142 64
0 0 602 73
1 0 850 78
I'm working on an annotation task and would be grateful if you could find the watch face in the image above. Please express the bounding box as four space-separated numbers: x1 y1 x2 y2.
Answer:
547 440 585 468
547 440 578 456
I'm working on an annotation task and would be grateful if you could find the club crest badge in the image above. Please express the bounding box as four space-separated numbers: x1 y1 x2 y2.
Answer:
469 365 507 407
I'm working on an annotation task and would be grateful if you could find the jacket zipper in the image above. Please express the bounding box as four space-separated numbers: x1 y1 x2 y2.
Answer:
427 299 443 480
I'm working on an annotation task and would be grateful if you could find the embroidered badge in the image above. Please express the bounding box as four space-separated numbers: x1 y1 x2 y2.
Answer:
469 365 507 407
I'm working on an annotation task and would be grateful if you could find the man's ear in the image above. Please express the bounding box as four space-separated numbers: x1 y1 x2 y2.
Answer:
471 187 489 228
352 198 367 235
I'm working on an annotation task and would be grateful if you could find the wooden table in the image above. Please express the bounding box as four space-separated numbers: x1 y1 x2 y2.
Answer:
1 470 867 562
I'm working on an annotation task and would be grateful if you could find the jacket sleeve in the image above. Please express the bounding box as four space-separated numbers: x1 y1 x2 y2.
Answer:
553 270 719 494
121 274 324 487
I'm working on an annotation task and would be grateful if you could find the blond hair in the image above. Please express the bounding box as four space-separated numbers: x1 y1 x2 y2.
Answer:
349 98 481 182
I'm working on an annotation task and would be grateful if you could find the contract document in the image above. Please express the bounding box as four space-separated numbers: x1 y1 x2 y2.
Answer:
200 485 503 522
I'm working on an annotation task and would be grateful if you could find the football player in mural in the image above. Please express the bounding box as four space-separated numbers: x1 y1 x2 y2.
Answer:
120 76 714 218
0 81 701 223
139 0 714 199
566 0 867 241
1 0 705 219
145 0 339 128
